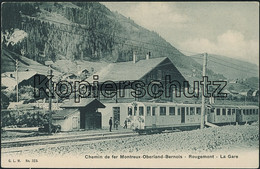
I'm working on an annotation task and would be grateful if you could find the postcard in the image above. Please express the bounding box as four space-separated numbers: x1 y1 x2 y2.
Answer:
1 1 259 168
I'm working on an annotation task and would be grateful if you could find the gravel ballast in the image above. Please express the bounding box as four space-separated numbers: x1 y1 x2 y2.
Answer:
5 123 259 157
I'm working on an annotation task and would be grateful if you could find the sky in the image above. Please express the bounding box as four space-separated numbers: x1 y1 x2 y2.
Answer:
101 2 259 65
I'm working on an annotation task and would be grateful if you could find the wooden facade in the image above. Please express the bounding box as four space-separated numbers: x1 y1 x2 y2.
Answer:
96 57 187 103
53 98 105 131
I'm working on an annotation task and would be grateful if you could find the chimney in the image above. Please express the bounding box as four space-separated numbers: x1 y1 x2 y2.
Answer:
146 52 151 60
133 51 136 63
146 53 149 60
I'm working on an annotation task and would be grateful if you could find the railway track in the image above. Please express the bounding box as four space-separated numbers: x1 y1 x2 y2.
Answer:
2 129 183 154
2 131 139 149
2 126 197 156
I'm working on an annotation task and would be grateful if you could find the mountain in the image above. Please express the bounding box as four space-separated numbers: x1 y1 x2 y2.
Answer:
2 2 187 63
190 54 259 80
1 2 257 84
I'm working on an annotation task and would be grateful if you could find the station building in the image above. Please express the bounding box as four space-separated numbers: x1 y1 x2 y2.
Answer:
53 56 187 131
88 56 187 129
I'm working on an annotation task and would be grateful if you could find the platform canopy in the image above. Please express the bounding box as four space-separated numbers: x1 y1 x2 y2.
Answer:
60 98 105 109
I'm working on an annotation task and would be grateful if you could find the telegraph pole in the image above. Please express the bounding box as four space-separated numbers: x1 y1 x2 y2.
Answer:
16 59 19 102
200 53 207 129
48 65 53 134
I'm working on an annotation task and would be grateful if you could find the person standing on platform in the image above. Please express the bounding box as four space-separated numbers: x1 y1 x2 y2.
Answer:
123 119 127 129
109 117 112 132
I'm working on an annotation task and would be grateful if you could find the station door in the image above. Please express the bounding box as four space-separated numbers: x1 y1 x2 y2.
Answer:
113 107 120 128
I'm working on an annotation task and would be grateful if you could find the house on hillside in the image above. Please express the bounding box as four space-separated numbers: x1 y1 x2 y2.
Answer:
78 68 91 80
80 68 91 75
239 89 254 97
8 102 38 110
252 90 259 97
62 73 78 80
85 55 188 129
7 101 25 109
1 71 58 103
1 71 48 91
229 79 238 84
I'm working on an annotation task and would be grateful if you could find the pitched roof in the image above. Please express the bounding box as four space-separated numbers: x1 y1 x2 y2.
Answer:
86 57 169 83
2 48 61 77
52 109 78 120
1 76 16 90
60 98 105 108
1 71 46 90
7 101 38 110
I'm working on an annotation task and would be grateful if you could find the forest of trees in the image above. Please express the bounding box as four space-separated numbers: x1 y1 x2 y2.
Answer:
2 2 188 63
2 2 225 80
2 2 122 63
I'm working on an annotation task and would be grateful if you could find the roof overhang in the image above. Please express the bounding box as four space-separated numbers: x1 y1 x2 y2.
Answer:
60 98 105 109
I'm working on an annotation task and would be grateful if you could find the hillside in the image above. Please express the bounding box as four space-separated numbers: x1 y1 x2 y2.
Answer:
1 49 60 76
1 2 257 83
190 54 259 80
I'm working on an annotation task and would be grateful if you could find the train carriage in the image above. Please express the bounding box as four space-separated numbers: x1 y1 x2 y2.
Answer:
238 105 259 123
207 105 259 124
128 102 202 133
207 105 237 124
128 101 259 134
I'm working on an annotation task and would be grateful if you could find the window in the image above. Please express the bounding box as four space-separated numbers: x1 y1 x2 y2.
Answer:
169 107 175 115
249 109 252 115
190 107 195 115
196 107 201 115
178 108 181 115
246 109 249 115
113 107 120 128
237 110 241 115
216 108 221 115
256 109 259 115
134 106 137 116
252 109 255 115
186 107 189 115
147 106 151 116
222 109 226 115
124 89 131 98
128 107 132 116
232 109 235 115
152 107 156 116
227 109 231 115
162 71 166 81
243 109 246 115
139 106 144 116
160 107 166 116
